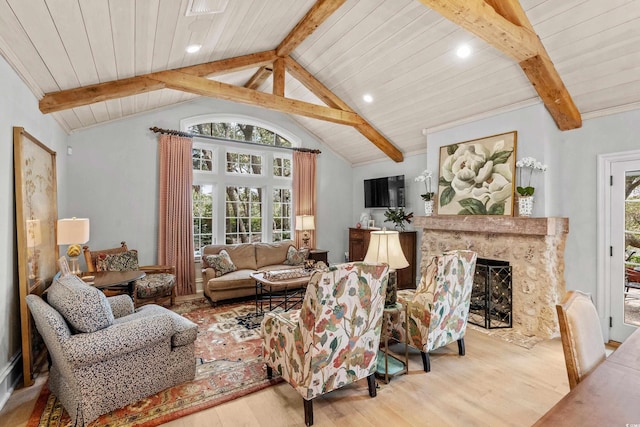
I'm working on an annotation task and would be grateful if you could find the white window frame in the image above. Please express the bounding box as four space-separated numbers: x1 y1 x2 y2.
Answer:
184 115 297 249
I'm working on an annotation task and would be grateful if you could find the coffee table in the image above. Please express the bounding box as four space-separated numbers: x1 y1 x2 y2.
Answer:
82 270 146 299
251 271 311 315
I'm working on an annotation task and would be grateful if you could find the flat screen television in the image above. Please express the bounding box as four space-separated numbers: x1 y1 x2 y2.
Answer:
364 175 405 208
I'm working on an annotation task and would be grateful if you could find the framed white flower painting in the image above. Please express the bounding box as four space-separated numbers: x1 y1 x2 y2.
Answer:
438 131 517 216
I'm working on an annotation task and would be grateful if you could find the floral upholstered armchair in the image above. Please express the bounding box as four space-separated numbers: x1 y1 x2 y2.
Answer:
261 262 389 426
390 250 477 372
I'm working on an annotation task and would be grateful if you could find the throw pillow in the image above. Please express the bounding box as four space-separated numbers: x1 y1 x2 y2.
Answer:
47 275 115 333
96 250 139 272
284 245 309 266
205 250 237 277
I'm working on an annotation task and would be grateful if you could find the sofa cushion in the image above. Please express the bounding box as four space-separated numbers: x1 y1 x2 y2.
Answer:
47 275 115 333
206 269 256 291
284 245 309 266
202 243 257 271
205 250 237 277
255 240 292 268
96 250 139 272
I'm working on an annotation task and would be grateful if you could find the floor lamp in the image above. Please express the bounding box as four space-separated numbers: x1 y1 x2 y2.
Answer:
364 229 408 307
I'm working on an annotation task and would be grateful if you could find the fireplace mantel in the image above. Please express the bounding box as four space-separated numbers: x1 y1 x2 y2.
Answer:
414 216 569 236
414 215 569 339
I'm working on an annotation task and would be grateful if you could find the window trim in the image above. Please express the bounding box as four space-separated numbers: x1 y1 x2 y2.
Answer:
181 113 301 148
186 115 295 250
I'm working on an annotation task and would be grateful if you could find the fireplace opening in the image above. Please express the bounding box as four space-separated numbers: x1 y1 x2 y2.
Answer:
469 258 512 329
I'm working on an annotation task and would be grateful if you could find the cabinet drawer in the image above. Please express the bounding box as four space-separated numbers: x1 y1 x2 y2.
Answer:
349 229 364 240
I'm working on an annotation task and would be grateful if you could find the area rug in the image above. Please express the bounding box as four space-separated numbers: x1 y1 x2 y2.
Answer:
28 299 281 427
467 324 544 349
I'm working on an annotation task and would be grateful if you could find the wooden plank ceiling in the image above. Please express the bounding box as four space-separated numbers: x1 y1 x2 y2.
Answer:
1 0 640 164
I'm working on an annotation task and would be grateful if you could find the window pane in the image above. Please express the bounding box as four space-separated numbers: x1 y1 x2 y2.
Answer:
192 184 213 255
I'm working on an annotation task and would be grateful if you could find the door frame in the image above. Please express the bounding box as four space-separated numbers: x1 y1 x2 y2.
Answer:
597 149 640 342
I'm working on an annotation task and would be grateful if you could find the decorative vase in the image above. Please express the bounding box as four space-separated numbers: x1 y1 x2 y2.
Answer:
518 196 534 217
424 200 434 216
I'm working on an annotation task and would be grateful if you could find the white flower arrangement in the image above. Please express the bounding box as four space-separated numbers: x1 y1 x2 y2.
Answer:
415 169 435 201
515 156 547 196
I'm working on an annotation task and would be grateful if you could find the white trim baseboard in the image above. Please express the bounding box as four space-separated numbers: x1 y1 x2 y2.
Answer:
0 351 23 412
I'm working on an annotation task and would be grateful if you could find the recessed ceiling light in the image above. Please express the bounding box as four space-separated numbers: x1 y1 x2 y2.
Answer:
456 44 471 59
186 44 202 53
363 94 373 103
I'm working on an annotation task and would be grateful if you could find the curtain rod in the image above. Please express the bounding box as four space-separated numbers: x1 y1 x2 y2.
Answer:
149 126 321 154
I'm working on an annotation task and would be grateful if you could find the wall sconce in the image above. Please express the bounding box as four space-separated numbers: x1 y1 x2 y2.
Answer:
57 218 90 275
295 215 315 249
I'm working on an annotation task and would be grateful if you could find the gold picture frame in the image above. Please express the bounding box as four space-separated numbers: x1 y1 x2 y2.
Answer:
438 131 517 216
13 127 58 386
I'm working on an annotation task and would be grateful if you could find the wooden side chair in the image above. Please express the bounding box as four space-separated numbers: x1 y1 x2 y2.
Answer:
556 290 606 389
83 241 176 307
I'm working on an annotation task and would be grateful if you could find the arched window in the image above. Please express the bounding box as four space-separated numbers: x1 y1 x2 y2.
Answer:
182 115 297 255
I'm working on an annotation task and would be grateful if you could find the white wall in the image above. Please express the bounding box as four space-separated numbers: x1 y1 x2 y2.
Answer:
352 103 640 316
66 97 353 267
0 55 67 406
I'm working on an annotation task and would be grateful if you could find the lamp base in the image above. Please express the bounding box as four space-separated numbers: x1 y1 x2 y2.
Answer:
68 256 81 276
385 269 398 308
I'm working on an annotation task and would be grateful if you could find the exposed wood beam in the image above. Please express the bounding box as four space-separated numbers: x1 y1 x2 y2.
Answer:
285 57 403 162
484 0 581 130
244 66 273 90
40 50 277 114
151 70 364 126
417 0 539 62
40 77 166 114
276 0 346 57
417 0 581 130
272 58 285 97
284 57 352 111
520 55 581 131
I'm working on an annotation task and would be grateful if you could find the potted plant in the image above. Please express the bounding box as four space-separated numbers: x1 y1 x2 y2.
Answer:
515 156 547 216
415 169 435 215
384 208 414 231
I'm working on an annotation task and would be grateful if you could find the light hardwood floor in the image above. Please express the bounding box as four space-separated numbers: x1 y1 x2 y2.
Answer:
1 328 570 427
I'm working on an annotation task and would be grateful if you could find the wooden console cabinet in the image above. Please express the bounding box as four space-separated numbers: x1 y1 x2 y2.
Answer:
348 228 417 289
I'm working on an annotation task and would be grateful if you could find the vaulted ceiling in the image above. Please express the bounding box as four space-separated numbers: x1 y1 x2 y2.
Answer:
1 0 639 165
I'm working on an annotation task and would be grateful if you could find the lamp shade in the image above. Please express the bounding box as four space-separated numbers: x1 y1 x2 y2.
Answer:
57 218 90 245
364 230 408 270
295 215 315 231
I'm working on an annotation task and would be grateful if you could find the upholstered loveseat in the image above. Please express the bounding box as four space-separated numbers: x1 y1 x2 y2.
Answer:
201 240 307 303
26 275 197 426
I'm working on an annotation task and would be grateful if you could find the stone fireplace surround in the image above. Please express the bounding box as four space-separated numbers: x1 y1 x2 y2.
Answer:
414 216 569 339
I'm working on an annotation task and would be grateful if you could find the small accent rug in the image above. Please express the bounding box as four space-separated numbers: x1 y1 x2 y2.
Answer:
468 324 544 349
28 299 280 427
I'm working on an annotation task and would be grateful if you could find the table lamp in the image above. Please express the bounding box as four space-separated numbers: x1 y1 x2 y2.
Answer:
295 215 315 249
364 229 408 307
57 217 90 275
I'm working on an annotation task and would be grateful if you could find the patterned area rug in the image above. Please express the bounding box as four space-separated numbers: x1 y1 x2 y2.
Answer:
28 299 280 427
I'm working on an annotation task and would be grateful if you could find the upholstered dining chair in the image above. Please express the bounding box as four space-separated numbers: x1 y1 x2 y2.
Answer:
556 290 606 389
261 262 389 426
389 250 477 372
83 241 176 307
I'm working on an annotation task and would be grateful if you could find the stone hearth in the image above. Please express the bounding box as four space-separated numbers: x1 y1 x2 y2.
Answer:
414 216 569 339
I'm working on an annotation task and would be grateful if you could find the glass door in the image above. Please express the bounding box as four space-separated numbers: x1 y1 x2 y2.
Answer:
610 160 640 342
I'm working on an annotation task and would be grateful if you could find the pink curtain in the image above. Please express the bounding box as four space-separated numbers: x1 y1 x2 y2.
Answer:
158 134 195 295
293 151 317 249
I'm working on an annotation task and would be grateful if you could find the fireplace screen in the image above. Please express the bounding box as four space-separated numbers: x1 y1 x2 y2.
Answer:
469 258 512 329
